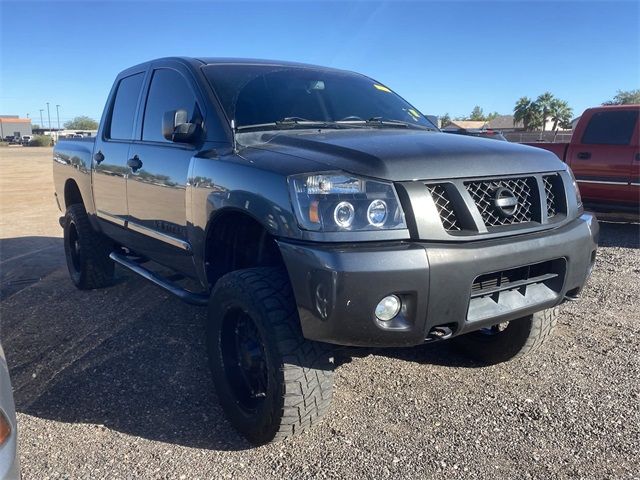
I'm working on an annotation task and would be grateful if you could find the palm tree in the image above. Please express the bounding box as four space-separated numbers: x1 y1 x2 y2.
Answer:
549 99 573 132
535 92 555 132
513 97 542 131
549 98 573 141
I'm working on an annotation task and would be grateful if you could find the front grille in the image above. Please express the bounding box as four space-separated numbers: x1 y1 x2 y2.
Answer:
467 259 566 322
465 177 535 227
426 184 461 231
543 174 558 218
471 261 559 297
421 173 566 237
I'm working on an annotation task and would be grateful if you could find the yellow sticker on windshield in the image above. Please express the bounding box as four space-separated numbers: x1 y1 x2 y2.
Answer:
374 84 392 93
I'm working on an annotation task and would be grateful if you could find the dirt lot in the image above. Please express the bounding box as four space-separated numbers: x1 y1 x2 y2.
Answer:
1 146 639 479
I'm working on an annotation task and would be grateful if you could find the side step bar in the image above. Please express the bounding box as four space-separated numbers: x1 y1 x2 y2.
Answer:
109 252 208 306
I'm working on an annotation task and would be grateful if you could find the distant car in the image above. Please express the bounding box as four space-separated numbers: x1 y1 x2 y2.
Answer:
20 136 33 145
444 129 507 141
0 342 19 479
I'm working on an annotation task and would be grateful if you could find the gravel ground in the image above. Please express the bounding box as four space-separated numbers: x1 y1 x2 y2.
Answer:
1 147 639 479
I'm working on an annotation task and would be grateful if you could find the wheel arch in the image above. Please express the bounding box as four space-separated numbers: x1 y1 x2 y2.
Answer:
203 208 287 288
64 178 84 209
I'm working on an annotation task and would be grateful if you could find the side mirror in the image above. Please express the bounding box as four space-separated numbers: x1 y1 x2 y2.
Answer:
162 109 199 144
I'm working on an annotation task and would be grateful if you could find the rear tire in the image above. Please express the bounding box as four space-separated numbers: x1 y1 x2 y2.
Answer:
63 204 114 289
452 308 559 365
206 267 334 445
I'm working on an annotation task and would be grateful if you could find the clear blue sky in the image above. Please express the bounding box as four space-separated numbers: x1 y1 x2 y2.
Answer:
1 0 638 126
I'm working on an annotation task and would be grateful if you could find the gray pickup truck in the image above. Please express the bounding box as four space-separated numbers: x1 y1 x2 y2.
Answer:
53 57 598 445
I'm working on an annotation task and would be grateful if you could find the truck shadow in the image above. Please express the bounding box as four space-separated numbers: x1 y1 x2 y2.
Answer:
0 236 65 300
1 237 250 451
4 275 252 451
596 220 639 248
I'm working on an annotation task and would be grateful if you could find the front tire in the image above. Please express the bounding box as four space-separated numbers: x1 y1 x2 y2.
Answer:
206 267 334 445
63 204 114 289
453 308 559 365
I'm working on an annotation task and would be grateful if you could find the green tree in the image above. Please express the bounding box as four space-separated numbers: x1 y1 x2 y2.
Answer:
485 111 499 122
603 89 640 105
513 97 542 131
439 113 452 128
469 106 485 121
535 92 555 132
548 98 573 132
64 116 99 130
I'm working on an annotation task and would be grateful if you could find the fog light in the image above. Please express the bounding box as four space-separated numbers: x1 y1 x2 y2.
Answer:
375 295 401 321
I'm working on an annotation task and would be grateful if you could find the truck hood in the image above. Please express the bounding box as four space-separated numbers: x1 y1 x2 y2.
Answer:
242 129 564 181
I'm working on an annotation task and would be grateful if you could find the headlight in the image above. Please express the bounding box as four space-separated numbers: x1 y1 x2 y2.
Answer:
566 166 583 209
288 172 407 231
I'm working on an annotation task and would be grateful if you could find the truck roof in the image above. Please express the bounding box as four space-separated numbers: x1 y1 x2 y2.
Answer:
121 56 352 76
584 104 640 112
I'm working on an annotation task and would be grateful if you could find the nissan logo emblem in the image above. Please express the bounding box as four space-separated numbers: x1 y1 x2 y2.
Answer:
493 187 519 217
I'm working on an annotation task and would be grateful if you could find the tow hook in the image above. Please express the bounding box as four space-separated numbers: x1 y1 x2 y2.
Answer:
425 325 454 342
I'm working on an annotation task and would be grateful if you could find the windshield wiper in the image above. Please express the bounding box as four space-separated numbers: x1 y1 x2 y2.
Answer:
337 117 436 131
276 117 315 125
236 117 353 132
365 117 436 130
236 116 435 133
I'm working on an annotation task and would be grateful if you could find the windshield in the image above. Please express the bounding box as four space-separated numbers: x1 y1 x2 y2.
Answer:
203 64 436 130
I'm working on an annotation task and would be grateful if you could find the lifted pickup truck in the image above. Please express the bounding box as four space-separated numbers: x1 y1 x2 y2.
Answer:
53 57 598 444
528 105 639 214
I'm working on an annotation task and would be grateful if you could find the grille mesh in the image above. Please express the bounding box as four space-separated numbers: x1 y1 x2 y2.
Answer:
426 184 461 231
543 175 558 218
465 177 535 227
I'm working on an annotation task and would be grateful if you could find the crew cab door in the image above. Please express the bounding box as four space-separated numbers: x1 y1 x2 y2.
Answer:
125 66 203 272
567 109 639 208
92 72 145 232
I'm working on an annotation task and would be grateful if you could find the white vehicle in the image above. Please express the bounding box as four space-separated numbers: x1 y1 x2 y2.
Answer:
0 342 19 479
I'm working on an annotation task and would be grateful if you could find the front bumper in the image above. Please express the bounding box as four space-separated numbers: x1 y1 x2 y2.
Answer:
278 213 599 347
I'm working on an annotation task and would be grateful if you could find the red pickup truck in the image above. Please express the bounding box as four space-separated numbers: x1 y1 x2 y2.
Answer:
528 105 639 214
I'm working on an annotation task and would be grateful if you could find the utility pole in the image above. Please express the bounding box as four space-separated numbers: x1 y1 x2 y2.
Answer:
46 102 52 130
39 109 44 129
56 105 61 131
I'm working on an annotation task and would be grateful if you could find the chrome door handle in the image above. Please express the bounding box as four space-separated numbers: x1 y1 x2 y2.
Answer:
127 155 142 172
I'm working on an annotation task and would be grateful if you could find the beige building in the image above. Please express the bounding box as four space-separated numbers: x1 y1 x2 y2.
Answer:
0 116 32 139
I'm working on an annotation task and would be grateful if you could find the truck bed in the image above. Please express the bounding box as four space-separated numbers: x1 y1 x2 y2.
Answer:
525 142 569 161
52 137 96 215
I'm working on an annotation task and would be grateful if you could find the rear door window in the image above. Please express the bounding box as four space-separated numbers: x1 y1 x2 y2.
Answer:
107 73 144 140
108 72 144 140
581 110 639 145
